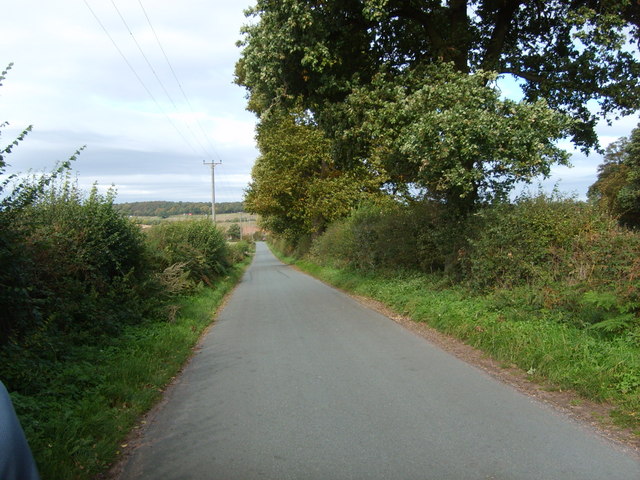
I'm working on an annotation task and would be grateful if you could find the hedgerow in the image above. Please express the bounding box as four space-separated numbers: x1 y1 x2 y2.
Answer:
307 191 639 341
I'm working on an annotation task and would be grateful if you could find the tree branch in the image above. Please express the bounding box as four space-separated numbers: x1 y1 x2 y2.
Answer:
500 68 546 83
449 0 470 71
388 3 445 55
481 0 524 71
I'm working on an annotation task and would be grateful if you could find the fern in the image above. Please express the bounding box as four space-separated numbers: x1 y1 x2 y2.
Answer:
589 313 636 334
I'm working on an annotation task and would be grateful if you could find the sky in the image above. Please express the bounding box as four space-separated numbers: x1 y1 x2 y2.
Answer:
1 0 258 203
1 1 638 204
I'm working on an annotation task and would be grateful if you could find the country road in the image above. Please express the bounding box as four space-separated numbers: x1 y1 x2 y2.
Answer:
118 242 640 480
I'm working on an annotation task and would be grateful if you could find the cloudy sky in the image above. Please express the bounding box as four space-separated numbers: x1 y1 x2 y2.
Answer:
2 0 257 203
1 1 638 204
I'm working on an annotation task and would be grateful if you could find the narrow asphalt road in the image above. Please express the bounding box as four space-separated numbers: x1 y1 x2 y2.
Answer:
119 242 640 480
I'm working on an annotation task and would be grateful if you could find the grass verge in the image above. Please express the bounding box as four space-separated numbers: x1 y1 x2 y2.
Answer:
12 255 252 480
270 244 640 435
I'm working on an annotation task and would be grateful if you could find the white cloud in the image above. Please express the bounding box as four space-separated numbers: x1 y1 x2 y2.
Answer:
209 117 257 149
1 0 257 202
2 0 637 204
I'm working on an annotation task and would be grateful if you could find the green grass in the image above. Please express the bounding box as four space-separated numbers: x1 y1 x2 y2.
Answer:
271 244 640 433
12 256 252 480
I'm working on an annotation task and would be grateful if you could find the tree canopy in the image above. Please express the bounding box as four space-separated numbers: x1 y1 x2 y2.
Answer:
237 1 640 226
333 63 572 212
244 108 381 241
237 0 639 149
589 123 640 227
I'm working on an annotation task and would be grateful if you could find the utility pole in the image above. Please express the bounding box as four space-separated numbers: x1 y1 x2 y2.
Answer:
203 160 222 223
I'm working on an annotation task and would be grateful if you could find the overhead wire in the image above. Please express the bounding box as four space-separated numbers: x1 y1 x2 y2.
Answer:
82 0 202 157
136 0 223 162
108 0 214 159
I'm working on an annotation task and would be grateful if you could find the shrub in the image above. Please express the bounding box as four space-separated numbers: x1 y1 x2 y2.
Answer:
305 189 640 337
461 192 640 334
463 193 596 289
1 177 149 346
310 200 462 274
310 217 355 268
145 219 229 286
226 239 254 265
227 223 242 241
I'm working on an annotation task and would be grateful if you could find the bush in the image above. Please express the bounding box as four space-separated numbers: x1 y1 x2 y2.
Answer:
0 176 159 409
145 219 229 287
307 191 640 336
462 193 594 289
227 223 242 241
310 200 462 274
1 177 149 346
459 193 637 325
227 240 254 264
455 193 639 334
310 217 355 268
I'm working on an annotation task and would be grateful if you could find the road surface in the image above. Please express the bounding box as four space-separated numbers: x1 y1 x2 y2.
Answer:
119 242 640 479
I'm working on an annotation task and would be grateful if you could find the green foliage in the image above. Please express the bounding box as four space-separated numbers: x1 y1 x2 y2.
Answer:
308 192 640 339
310 199 444 272
238 2 640 219
338 63 572 213
589 124 640 227
145 219 229 287
582 291 637 334
0 175 154 406
236 1 374 115
226 239 254 265
245 108 382 244
463 193 592 289
227 223 242 241
308 199 467 274
1 173 149 347
115 200 244 217
237 1 640 153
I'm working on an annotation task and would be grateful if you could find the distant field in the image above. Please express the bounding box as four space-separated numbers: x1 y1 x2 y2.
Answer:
130 213 261 236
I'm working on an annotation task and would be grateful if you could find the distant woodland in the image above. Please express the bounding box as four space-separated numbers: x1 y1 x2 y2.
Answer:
115 201 244 217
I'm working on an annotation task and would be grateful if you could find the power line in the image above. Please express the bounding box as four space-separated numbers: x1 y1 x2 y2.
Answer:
83 0 199 156
109 0 213 158
136 0 223 162
109 0 178 111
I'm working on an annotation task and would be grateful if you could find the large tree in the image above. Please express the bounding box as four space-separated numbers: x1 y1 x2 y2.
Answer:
334 64 571 211
244 108 381 242
237 1 640 214
589 123 640 227
238 0 639 147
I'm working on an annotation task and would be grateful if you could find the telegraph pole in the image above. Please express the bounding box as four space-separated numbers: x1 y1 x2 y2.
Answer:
203 160 222 223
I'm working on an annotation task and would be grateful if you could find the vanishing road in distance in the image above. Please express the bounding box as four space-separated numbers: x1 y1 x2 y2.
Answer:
119 242 640 480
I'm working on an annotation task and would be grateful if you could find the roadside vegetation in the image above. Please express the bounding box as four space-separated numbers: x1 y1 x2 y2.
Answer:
0 65 253 479
0 171 253 479
237 3 640 435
